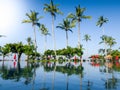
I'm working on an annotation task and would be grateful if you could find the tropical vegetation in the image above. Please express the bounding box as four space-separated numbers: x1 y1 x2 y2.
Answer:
0 0 120 63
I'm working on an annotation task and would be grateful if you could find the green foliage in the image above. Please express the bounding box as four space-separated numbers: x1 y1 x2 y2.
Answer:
44 46 83 57
44 49 54 56
0 45 10 59
57 18 75 31
43 0 63 18
67 5 91 22
83 34 91 42
96 16 108 27
22 10 42 27
56 18 75 47
111 50 120 58
1 42 40 60
99 35 116 49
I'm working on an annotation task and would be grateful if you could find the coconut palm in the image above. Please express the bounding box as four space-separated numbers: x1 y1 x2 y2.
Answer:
83 34 91 59
83 34 91 84
96 16 108 35
98 48 105 56
22 10 42 59
107 36 116 54
97 16 108 55
99 35 109 55
26 37 33 46
44 0 62 56
40 24 50 52
107 36 116 49
83 34 91 42
25 37 34 60
56 18 75 48
67 5 91 48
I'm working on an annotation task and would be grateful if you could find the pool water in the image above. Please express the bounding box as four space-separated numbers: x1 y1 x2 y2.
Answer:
0 60 120 90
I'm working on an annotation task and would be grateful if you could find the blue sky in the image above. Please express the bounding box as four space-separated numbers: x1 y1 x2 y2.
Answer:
0 0 120 59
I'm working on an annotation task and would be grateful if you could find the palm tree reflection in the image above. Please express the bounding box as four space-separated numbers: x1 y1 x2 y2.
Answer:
100 61 120 90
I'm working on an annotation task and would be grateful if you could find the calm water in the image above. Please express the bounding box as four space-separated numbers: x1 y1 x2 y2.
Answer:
0 60 120 90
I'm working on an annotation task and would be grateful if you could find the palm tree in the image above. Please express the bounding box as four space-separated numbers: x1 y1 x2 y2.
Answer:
107 36 116 49
56 18 75 48
99 35 108 55
107 36 116 54
96 16 108 35
26 37 34 60
40 24 50 52
97 16 108 55
26 37 33 46
98 48 105 56
67 5 91 48
83 34 91 59
83 34 91 42
22 10 42 59
83 34 91 83
44 0 62 56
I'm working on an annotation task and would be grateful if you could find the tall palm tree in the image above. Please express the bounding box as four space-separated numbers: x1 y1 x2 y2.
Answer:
83 34 91 84
83 34 91 59
96 16 108 35
44 0 62 56
40 24 50 52
97 16 108 55
56 18 75 48
22 10 42 59
67 5 91 48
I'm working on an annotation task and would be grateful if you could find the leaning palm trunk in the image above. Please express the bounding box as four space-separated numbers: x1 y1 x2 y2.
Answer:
33 25 37 59
66 30 69 48
52 15 56 56
78 21 80 48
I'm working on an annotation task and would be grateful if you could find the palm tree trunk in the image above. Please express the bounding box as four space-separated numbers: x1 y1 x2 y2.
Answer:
52 15 56 56
33 25 37 59
66 30 69 48
102 27 106 56
78 21 80 48
44 35 47 52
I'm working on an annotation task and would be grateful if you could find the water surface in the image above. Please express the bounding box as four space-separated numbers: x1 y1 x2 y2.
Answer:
0 60 120 90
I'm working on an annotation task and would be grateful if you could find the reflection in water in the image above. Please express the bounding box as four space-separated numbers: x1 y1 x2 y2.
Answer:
99 60 120 90
0 60 120 90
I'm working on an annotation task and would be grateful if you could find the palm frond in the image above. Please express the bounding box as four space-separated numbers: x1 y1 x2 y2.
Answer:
22 20 32 23
68 29 73 33
67 13 75 18
82 15 91 19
